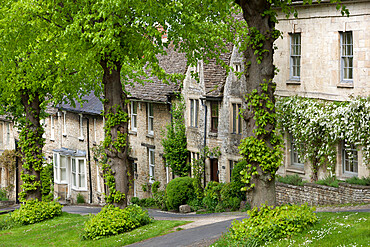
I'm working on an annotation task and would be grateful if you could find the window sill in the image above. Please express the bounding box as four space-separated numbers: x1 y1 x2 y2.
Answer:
50 139 55 142
129 130 137 136
62 134 67 137
71 188 88 192
146 134 154 139
337 82 354 88
55 182 68 185
78 137 84 141
286 79 301 85
208 132 218 138
286 165 305 174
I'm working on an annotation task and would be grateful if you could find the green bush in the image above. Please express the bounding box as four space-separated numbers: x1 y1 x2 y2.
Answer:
277 174 305 186
345 176 370 186
229 204 317 245
151 181 161 194
230 160 247 200
130 197 140 205
316 176 339 187
10 200 63 225
153 189 167 210
82 204 153 240
203 181 223 212
187 197 203 212
166 177 194 210
0 188 8 201
77 193 85 204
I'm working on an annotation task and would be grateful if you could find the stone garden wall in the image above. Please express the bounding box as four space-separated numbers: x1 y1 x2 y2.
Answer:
276 182 370 206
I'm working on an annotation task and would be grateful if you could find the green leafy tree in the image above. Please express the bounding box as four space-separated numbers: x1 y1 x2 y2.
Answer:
44 0 238 208
234 0 348 207
162 94 189 177
0 1 94 201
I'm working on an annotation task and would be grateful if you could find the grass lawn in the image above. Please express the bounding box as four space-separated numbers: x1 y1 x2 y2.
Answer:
212 212 370 247
0 212 190 247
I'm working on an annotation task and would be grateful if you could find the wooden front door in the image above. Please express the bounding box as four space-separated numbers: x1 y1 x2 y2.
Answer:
210 159 219 182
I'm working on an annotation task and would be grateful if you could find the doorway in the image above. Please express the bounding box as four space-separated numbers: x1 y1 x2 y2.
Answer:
210 158 219 182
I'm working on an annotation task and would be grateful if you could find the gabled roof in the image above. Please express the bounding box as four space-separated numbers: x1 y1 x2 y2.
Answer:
203 44 233 97
57 92 103 115
126 45 187 102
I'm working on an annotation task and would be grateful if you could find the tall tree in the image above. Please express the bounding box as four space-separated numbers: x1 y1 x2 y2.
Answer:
234 0 348 207
47 0 238 208
0 1 95 201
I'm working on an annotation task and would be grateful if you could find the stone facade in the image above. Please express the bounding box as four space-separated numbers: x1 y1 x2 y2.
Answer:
274 1 370 180
276 182 370 206
0 117 17 201
43 95 105 204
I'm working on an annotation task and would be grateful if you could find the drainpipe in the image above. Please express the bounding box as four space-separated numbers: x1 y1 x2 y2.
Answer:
15 139 19 204
201 98 207 188
85 117 93 204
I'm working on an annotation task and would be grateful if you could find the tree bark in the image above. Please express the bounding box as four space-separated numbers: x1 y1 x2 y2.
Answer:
237 0 279 208
20 90 43 201
100 60 129 208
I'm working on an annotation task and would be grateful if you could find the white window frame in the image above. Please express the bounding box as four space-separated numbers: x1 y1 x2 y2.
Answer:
78 114 84 140
72 157 87 190
93 118 97 143
131 101 138 132
50 115 55 140
147 103 154 135
340 31 353 82
6 123 10 145
342 141 358 175
290 33 301 80
96 163 101 192
149 148 155 183
290 135 304 168
233 63 241 73
231 103 242 134
62 111 67 136
53 153 68 184
190 99 199 127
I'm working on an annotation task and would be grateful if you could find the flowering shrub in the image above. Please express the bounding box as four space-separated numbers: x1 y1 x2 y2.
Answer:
10 200 63 225
82 204 153 240
229 204 317 245
277 96 370 179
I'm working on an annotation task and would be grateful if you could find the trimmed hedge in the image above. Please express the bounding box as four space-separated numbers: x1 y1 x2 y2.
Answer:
83 204 153 240
166 177 194 210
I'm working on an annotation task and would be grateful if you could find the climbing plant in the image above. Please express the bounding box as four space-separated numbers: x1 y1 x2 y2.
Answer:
276 96 370 180
192 146 221 199
239 82 284 190
162 94 189 177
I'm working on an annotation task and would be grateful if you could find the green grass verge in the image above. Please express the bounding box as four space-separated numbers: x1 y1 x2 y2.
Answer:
212 212 370 247
0 212 189 247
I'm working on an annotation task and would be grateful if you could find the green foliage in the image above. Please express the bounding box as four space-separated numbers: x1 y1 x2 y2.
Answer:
345 176 370 186
82 204 153 240
220 183 242 211
230 160 247 200
203 181 223 212
153 189 167 211
165 177 195 210
315 176 340 188
277 174 305 186
239 83 283 191
151 181 161 194
229 204 317 244
40 163 54 202
276 96 370 180
162 94 189 177
10 200 63 225
76 193 85 204
0 188 8 201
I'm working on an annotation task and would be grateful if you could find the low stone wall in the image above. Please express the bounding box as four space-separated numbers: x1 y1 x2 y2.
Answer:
0 200 15 208
276 182 370 206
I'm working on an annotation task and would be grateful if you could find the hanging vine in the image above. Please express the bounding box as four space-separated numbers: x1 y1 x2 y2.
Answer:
276 96 370 179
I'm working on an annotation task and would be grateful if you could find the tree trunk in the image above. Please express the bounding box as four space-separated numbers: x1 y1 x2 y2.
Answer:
237 0 279 208
100 60 129 208
19 91 44 201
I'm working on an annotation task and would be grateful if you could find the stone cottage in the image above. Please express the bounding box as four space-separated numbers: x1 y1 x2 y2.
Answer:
274 0 370 180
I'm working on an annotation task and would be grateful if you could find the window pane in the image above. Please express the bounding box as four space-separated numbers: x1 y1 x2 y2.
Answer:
195 100 198 127
232 104 236 133
190 100 194 126
132 102 137 114
79 160 85 173
79 174 85 188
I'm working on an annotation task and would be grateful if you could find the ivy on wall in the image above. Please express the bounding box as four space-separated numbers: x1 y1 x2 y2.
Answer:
161 94 189 177
276 96 370 180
